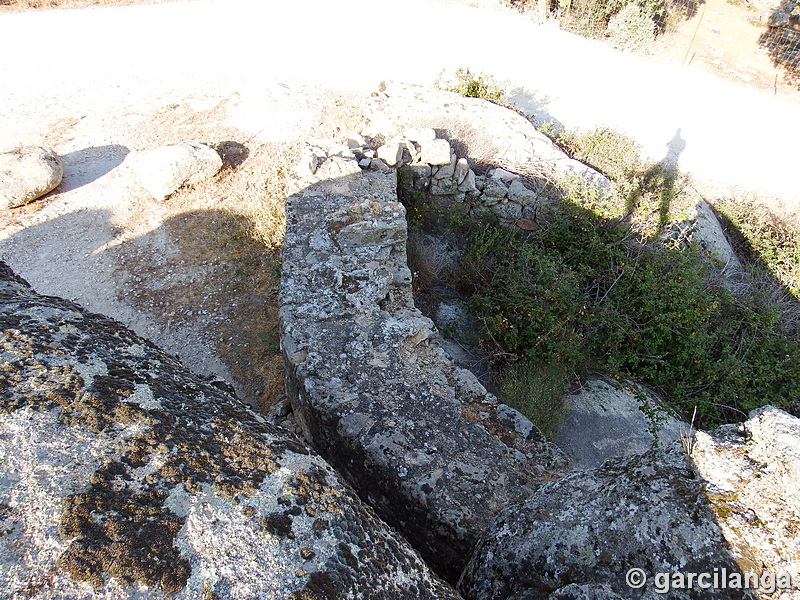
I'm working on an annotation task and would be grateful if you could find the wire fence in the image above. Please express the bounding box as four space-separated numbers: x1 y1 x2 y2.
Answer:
759 25 800 86
554 0 697 49
547 0 800 90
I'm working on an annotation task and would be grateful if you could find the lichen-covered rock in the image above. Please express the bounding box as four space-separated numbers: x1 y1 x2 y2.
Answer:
0 146 63 209
547 583 626 600
691 406 800 600
0 262 461 600
131 141 222 200
280 157 567 582
459 445 751 600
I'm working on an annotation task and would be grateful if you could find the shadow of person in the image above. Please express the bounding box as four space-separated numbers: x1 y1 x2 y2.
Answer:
663 128 686 172
626 128 686 229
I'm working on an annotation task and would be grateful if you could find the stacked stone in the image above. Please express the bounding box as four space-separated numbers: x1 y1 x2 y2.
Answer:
280 157 568 583
374 130 549 226
296 130 551 229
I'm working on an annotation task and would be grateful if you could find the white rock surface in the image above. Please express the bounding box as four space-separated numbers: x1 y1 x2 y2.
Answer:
0 146 63 209
691 405 800 597
418 138 453 166
131 142 222 201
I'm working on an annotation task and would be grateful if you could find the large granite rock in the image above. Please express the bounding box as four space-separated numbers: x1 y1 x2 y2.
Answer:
462 407 800 600
691 406 800 600
459 445 752 600
0 146 63 209
0 262 461 600
670 193 742 278
280 157 567 582
553 378 685 471
131 142 222 201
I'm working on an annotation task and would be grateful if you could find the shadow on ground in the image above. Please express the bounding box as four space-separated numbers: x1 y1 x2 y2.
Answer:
58 145 130 192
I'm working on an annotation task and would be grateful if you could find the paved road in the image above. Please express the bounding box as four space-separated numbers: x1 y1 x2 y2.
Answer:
3 0 799 205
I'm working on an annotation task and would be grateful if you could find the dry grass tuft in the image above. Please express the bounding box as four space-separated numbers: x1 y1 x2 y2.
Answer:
407 231 454 292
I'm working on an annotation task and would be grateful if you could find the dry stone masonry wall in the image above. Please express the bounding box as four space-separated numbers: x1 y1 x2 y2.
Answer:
280 155 568 582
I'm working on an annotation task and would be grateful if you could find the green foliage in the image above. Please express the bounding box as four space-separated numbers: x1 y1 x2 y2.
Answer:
556 127 643 182
543 126 694 237
714 199 800 300
442 68 508 106
401 124 800 428
500 361 569 439
558 0 674 40
455 204 800 427
607 3 657 53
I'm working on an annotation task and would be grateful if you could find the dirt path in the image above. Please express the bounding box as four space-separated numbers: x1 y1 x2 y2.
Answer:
659 0 787 92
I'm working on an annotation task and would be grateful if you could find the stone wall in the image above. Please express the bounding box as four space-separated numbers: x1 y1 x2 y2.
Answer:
280 155 567 582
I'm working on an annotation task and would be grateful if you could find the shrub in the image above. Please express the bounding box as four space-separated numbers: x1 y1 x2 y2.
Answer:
556 126 643 182
607 3 657 53
402 125 800 428
714 199 800 300
453 205 800 427
440 68 509 107
558 0 672 40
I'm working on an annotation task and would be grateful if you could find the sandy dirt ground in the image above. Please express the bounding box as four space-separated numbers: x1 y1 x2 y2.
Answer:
2 0 800 409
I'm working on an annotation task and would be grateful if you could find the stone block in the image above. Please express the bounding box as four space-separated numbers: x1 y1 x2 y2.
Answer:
418 139 452 166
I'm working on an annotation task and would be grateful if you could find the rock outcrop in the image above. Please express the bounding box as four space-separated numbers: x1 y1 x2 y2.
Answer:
691 406 800 599
280 156 567 582
553 378 685 471
131 141 222 201
0 262 461 600
459 444 751 600
670 192 743 278
0 146 63 209
461 406 800 600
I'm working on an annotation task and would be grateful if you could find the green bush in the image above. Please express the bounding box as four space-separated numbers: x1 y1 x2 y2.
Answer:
441 68 509 107
543 126 695 238
402 124 800 428
714 199 800 300
454 206 800 427
568 0 668 33
555 127 643 182
607 3 657 53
